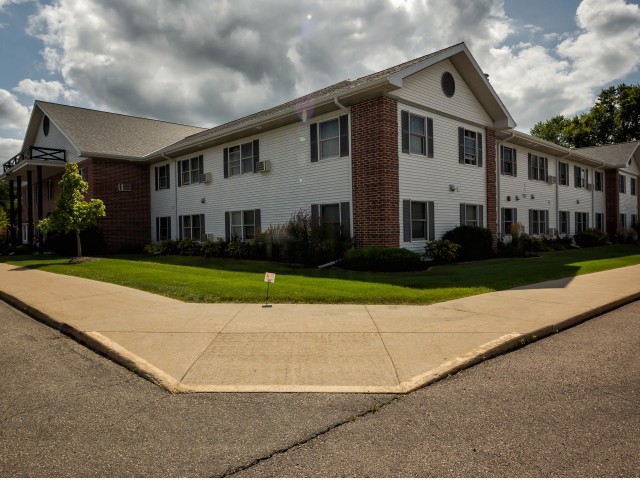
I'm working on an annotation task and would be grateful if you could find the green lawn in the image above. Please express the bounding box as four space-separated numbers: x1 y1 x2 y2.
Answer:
3 244 640 304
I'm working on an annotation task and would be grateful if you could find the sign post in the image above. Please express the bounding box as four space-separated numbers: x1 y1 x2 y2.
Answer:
263 272 276 308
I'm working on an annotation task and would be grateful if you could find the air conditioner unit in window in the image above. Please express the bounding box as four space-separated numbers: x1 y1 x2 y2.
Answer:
200 172 212 183
117 183 132 192
548 228 558 236
255 160 271 173
587 183 593 191
547 175 556 185
202 233 214 242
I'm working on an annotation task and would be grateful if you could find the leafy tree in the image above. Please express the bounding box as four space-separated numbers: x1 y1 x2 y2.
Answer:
0 206 8 231
37 163 106 257
531 84 640 147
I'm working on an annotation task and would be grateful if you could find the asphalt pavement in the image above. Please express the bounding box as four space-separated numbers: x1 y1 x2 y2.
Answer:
1 298 638 476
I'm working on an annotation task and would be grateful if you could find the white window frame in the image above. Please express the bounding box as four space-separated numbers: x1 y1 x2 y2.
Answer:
319 118 340 160
463 130 477 165
229 209 257 241
228 141 254 177
530 155 547 181
559 211 569 235
530 209 548 236
157 216 171 241
408 113 426 156
595 213 604 232
463 204 481 227
559 161 569 186
410 201 428 240
501 146 515 176
631 177 637 196
47 179 54 201
594 171 603 191
158 164 169 190
80 167 88 182
576 212 589 233
180 156 202 186
502 207 516 235
620 174 626 194
182 214 202 241
574 166 587 189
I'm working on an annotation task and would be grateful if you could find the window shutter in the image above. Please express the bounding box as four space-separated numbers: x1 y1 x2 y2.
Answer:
339 115 349 157
224 212 230 241
427 201 435 241
544 158 548 182
574 166 579 188
458 127 465 164
513 208 517 225
310 123 318 162
340 202 350 238
499 146 504 174
154 167 159 191
403 199 411 242
575 212 579 233
254 209 261 236
529 210 535 235
223 148 229 178
200 214 205 241
155 217 159 241
177 162 182 187
198 155 204 181
460 203 466 225
479 205 484 227
513 149 517 177
427 118 434 158
528 154 532 180
477 132 483 167
311 204 319 224
500 208 505 234
166 164 170 189
178 216 183 240
545 210 549 234
401 111 409 153
253 139 260 172
168 217 172 240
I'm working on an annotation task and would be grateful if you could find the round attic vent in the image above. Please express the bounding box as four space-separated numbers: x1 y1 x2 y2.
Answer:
43 116 50 136
441 71 455 98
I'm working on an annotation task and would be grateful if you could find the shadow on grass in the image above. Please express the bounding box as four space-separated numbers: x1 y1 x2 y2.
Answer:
7 244 638 293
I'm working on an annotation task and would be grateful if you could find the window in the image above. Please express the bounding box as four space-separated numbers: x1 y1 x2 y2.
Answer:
559 211 570 235
154 164 170 190
311 203 350 240
559 162 569 186
501 207 517 235
47 179 54 201
501 146 517 176
575 212 589 233
631 177 637 196
458 128 482 166
155 216 171 241
595 213 604 232
632 214 638 227
403 200 434 242
620 174 626 193
594 171 603 191
529 209 548 235
402 111 433 157
224 140 259 178
574 166 587 189
528 154 548 181
310 115 349 162
80 167 88 182
178 155 203 186
226 209 261 241
620 213 627 229
179 214 204 241
460 203 483 227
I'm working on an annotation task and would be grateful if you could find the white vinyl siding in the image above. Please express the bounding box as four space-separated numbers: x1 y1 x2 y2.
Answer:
33 115 82 164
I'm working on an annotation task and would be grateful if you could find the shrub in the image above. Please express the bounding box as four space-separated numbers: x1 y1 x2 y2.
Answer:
201 237 227 258
618 227 637 244
574 228 608 248
341 247 424 272
443 225 493 261
177 238 201 256
425 239 461 263
227 240 246 259
158 239 178 255
520 234 544 255
143 243 159 254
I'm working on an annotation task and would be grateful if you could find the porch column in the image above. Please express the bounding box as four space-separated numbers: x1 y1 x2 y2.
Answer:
37 166 43 252
27 170 33 246
8 179 16 246
16 176 22 244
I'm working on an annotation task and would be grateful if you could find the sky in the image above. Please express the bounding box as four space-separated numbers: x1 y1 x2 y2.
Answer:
1 0 640 160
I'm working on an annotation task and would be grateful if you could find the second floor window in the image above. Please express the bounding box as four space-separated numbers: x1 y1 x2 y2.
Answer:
574 166 587 188
528 154 548 182
620 174 626 193
501 146 516 176
594 171 603 191
154 164 170 190
178 155 203 186
310 115 349 162
559 162 569 186
631 177 637 196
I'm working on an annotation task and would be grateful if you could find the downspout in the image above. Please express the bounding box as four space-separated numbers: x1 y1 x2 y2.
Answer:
559 152 571 234
161 152 177 241
334 96 353 239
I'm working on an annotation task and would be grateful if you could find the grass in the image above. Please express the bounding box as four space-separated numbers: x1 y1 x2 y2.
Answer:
3 244 639 305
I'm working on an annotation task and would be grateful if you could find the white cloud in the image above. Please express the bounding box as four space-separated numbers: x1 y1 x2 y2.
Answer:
13 78 78 102
20 0 640 133
0 137 23 159
0 89 30 129
0 0 32 11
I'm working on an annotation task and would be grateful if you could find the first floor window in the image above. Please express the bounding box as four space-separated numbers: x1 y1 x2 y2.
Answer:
559 211 570 235
501 207 517 235
528 154 548 181
559 162 569 186
156 216 171 241
226 209 261 241
620 213 627 229
311 202 351 240
321 203 341 239
47 179 54 201
80 167 88 182
620 174 626 193
529 209 549 235
595 213 604 232
575 212 589 233
155 164 170 190
501 146 516 176
594 171 603 191
180 214 204 241
403 200 434 242
460 203 483 227
632 214 638 227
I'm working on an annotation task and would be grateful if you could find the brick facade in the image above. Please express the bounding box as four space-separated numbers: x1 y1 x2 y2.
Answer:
87 158 151 251
605 169 620 235
485 128 497 249
351 96 400 247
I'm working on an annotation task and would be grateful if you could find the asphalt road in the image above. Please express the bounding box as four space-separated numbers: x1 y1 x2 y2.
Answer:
1 299 638 477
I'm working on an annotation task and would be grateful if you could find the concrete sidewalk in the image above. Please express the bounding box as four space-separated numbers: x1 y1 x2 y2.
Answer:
1 262 639 393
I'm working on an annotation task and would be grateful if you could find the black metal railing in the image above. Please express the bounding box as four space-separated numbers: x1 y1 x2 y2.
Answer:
3 146 66 173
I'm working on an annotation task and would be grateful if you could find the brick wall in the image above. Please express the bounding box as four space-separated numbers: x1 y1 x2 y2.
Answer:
351 96 400 247
485 128 497 249
88 158 151 252
605 169 620 235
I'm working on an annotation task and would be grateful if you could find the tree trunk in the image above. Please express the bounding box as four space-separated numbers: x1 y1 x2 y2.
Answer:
75 230 82 257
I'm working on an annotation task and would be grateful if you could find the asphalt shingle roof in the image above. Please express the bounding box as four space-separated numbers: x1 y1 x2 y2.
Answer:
573 141 640 168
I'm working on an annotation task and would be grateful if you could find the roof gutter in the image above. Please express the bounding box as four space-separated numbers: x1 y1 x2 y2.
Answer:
333 96 349 113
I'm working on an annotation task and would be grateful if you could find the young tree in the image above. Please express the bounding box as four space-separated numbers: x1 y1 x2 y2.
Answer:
37 163 106 257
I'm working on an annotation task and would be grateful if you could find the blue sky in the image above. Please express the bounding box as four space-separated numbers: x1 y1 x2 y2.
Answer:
1 0 639 159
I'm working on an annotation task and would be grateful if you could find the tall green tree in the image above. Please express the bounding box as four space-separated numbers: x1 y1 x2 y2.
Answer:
531 84 640 148
37 163 106 257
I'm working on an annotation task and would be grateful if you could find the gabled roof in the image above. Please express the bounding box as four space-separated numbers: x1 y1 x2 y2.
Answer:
573 141 640 169
157 42 515 159
25 101 206 160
